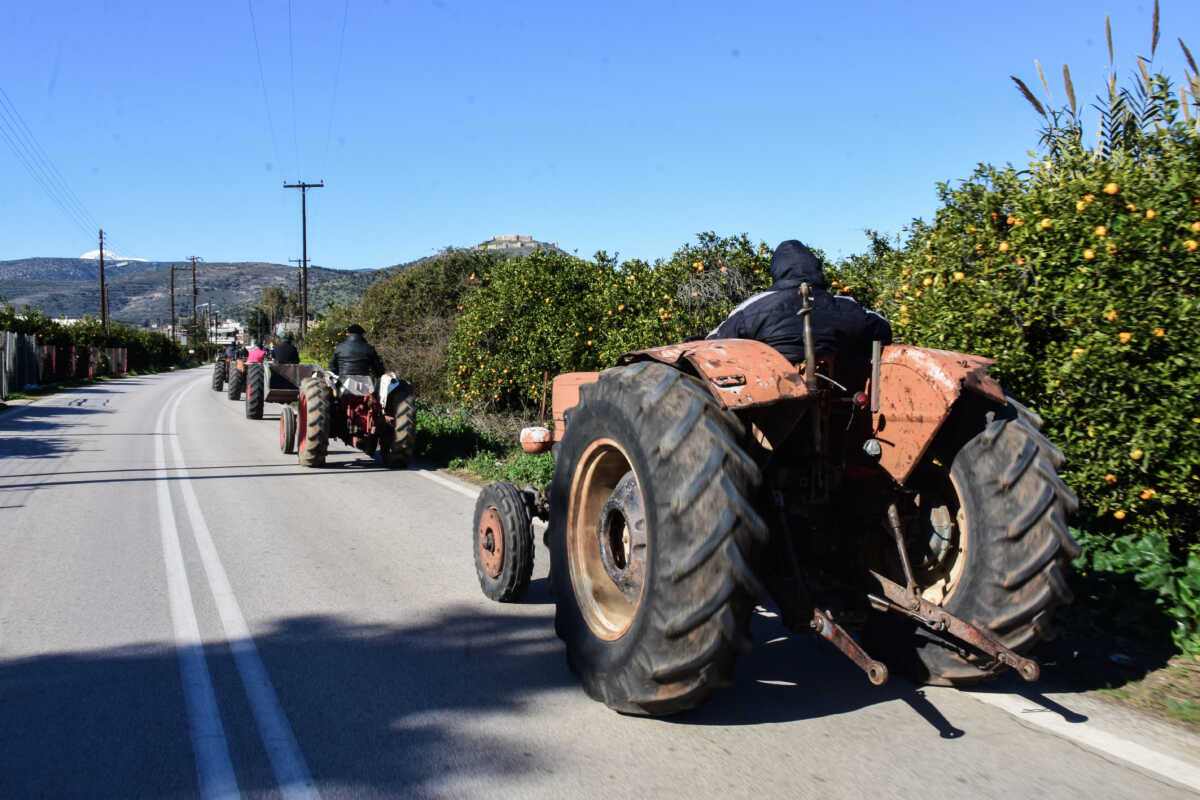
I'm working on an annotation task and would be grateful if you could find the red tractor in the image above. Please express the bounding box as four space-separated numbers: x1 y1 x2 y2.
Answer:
282 369 415 469
472 284 1078 715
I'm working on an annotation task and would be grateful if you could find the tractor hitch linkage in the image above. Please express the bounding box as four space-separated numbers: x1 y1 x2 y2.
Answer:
868 570 1041 682
811 609 889 686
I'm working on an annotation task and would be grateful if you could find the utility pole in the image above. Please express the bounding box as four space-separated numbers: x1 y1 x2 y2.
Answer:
188 256 200 335
283 180 323 339
98 229 108 332
288 257 305 333
169 264 190 343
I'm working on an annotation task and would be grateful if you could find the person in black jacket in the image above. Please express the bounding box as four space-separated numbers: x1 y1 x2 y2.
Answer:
223 338 239 360
273 332 299 364
707 239 891 371
329 324 385 379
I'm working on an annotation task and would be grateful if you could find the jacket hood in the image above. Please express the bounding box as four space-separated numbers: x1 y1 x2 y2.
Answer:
769 240 825 289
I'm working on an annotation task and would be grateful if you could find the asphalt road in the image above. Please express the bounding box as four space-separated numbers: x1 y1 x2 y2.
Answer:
1 368 1197 799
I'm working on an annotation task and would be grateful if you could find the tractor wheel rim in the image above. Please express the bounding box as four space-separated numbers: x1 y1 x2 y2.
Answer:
567 438 646 641
920 472 969 606
478 507 505 579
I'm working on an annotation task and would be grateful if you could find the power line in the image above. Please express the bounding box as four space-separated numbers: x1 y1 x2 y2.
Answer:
0 88 140 259
245 0 283 173
321 0 350 175
0 88 100 232
0 119 90 237
0 101 93 237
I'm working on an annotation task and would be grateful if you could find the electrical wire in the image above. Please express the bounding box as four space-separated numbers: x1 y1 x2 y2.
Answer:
0 88 141 259
0 117 90 238
246 0 284 175
320 0 350 176
0 109 94 239
0 88 100 233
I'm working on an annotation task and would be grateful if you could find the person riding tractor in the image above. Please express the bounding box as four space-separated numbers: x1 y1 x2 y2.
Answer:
274 332 299 364
707 239 892 381
329 324 385 383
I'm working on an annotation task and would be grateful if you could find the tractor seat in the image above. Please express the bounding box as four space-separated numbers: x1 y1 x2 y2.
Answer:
340 375 376 396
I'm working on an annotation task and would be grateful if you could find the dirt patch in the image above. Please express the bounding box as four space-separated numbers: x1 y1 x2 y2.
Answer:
1088 657 1200 729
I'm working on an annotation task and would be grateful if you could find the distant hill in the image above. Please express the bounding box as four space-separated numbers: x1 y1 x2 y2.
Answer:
0 235 566 325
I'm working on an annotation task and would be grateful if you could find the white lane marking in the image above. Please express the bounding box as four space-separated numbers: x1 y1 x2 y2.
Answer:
167 385 320 800
937 687 1200 791
153 395 241 800
415 469 481 500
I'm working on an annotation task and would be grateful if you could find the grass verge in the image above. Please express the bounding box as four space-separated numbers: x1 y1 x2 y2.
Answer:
416 402 554 487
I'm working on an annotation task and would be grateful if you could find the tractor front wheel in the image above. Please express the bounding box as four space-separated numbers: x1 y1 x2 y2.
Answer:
280 405 297 454
226 367 244 401
548 361 766 715
474 481 534 602
297 377 332 467
211 360 225 391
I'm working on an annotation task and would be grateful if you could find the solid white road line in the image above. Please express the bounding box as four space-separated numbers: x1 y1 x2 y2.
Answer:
415 468 481 501
943 687 1200 792
167 383 320 800
153 396 241 800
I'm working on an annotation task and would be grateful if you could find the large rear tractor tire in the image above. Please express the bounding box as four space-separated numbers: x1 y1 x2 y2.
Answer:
226 367 244 401
380 380 415 469
211 360 225 392
867 398 1080 685
548 361 767 715
474 481 535 602
280 405 297 454
244 362 264 419
297 377 332 468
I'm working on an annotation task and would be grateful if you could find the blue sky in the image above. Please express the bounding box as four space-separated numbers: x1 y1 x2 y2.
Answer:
0 1 1194 269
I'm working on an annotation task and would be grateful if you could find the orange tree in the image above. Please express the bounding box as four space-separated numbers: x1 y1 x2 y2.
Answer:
445 234 773 410
833 30 1200 649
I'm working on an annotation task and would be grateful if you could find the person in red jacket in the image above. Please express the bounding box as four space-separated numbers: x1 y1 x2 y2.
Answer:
245 341 266 363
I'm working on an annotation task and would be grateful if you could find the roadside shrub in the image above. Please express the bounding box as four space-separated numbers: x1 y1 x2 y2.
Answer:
834 22 1200 646
358 249 499 401
445 234 772 410
0 306 183 371
299 304 357 366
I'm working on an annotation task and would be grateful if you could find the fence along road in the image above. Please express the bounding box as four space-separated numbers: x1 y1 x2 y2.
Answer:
0 329 128 399
0 368 1196 798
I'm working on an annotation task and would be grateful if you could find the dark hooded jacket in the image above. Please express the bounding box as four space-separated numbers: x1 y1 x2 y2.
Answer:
329 331 385 378
707 239 891 367
273 339 299 364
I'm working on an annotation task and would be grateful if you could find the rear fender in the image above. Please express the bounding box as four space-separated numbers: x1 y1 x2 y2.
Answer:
551 339 809 443
618 339 810 409
872 345 1007 484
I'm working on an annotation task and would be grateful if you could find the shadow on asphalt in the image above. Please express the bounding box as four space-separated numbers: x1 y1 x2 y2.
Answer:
0 609 572 797
0 403 111 434
0 607 1102 796
671 611 973 737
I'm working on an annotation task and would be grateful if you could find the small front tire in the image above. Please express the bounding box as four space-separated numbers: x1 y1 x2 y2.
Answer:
280 405 297 454
474 481 535 602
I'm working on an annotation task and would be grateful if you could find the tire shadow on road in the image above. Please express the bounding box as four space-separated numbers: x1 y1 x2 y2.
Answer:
0 607 575 797
666 611 969 737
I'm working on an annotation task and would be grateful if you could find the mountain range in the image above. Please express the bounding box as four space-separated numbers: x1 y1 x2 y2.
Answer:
0 235 564 325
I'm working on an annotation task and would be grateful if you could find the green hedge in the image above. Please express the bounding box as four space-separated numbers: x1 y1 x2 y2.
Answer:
0 306 184 372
